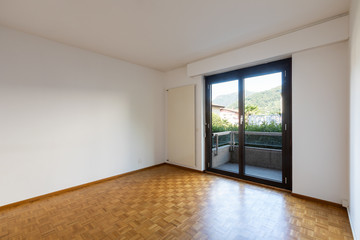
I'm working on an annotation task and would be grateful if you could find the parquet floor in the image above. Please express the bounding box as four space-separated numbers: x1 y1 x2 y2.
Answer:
0 164 353 240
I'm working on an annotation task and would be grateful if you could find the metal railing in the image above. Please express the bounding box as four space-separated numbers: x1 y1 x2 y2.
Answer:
214 134 219 156
212 131 236 156
212 131 282 155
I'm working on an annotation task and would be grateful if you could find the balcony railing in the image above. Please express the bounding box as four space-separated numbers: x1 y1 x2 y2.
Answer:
212 131 236 156
211 131 283 180
212 131 282 154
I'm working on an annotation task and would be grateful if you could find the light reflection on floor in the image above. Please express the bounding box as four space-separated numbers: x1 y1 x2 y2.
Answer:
204 176 288 239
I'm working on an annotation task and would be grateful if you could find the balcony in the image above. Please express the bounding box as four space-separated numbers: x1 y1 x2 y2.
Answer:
212 131 282 182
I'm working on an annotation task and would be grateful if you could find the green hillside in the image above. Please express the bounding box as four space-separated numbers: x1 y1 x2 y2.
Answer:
247 86 281 114
212 91 254 107
212 92 237 107
215 86 282 114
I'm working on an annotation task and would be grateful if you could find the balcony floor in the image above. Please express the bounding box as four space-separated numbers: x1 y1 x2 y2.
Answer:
215 162 282 182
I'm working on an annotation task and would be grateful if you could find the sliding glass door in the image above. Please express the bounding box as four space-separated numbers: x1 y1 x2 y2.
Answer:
205 59 292 190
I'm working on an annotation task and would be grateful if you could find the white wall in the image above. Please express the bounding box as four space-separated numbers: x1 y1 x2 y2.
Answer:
349 0 360 238
292 42 349 204
0 26 166 206
187 15 349 77
165 68 204 171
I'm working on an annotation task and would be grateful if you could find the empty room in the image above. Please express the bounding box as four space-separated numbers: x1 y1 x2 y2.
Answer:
0 0 359 239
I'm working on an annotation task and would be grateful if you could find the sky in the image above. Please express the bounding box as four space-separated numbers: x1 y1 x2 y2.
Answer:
212 72 282 100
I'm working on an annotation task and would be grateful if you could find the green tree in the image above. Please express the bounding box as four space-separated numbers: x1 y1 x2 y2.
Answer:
212 109 281 133
245 120 282 132
212 113 238 132
244 104 259 125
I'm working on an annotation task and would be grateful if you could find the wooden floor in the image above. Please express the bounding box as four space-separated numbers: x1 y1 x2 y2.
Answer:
0 164 353 240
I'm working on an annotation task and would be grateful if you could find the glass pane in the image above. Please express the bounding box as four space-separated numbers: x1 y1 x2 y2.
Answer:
243 72 282 182
211 80 239 174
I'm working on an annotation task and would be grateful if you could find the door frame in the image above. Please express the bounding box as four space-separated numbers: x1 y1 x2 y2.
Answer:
204 58 292 190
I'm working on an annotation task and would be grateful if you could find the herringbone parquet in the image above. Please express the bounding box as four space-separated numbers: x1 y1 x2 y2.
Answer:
0 164 353 240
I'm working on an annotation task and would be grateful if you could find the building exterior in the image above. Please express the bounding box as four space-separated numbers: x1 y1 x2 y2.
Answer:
211 104 225 116
220 108 239 125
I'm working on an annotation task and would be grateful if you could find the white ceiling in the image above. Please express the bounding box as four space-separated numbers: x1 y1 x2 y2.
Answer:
0 0 350 71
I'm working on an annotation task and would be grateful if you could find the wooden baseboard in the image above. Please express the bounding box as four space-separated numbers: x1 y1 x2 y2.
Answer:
204 171 343 208
291 193 343 208
165 162 204 173
347 208 358 240
1 163 344 214
0 163 165 212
